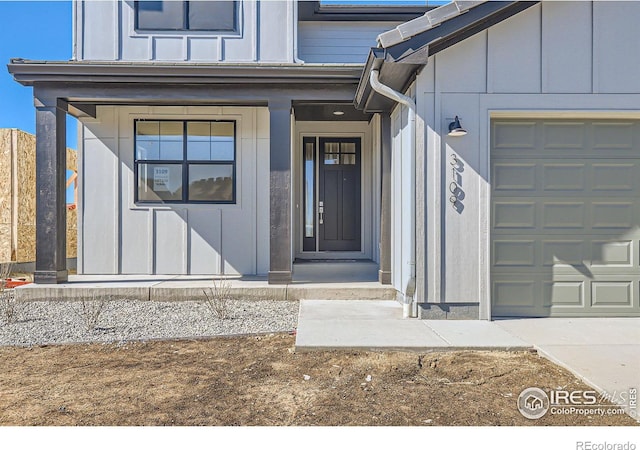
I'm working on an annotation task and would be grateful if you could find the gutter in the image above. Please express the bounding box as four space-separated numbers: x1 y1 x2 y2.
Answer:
370 69 418 319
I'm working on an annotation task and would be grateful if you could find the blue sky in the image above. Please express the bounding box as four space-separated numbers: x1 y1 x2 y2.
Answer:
0 1 77 148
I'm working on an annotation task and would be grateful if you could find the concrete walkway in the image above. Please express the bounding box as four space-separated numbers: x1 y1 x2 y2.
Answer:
296 300 639 420
295 300 531 351
495 318 640 418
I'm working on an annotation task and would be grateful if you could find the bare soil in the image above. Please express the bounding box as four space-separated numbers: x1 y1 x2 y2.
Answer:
0 334 636 426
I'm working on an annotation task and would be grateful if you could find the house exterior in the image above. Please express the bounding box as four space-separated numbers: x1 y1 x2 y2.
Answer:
7 0 640 319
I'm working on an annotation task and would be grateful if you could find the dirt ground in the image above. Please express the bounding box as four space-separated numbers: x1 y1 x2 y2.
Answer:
0 333 636 426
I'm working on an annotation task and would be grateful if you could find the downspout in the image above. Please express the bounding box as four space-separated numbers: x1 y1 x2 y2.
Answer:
370 70 418 319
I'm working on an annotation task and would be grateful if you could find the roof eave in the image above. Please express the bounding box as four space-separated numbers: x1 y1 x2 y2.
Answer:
355 1 540 114
7 60 364 87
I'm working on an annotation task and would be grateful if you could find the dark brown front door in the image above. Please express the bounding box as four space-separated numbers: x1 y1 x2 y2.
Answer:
318 137 361 251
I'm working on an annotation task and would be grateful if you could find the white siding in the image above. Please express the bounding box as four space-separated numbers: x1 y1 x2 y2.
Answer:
77 0 294 63
79 106 270 276
415 1 640 316
390 99 413 295
298 22 399 63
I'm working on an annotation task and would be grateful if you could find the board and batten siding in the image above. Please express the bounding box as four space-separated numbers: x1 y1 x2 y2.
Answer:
297 21 400 63
390 86 415 298
76 0 294 62
78 106 270 275
413 1 640 317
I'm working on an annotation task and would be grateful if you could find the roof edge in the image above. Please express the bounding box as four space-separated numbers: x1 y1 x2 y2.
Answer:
355 1 540 113
7 60 364 86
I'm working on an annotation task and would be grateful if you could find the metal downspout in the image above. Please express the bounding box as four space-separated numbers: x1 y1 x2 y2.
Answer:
369 70 418 319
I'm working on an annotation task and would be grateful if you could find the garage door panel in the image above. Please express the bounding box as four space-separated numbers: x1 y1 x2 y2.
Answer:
591 240 633 267
591 202 634 229
493 202 536 229
493 240 536 267
492 279 538 308
591 281 634 307
542 122 586 149
543 281 585 307
542 202 585 229
493 163 537 191
542 240 584 266
542 163 585 190
492 121 536 150
592 163 636 191
491 119 640 317
592 122 634 150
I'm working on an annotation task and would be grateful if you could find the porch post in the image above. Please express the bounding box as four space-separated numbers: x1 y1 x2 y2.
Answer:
268 98 292 284
379 113 392 284
33 89 68 284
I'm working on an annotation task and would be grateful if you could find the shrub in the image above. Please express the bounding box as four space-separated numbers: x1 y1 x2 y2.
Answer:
202 277 234 320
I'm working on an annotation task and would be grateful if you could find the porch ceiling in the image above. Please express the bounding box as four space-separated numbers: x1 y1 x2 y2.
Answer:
293 102 372 122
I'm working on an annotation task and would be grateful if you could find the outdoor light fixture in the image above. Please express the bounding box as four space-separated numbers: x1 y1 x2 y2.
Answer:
333 110 345 116
448 116 467 137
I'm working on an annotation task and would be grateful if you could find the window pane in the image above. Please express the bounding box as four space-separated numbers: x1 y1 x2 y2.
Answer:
187 121 234 161
324 153 339 165
341 154 356 165
160 122 183 140
137 163 183 201
341 142 356 153
159 141 183 160
136 1 184 30
211 122 235 160
187 122 210 140
304 143 315 238
188 164 234 201
325 142 340 153
136 122 159 160
136 140 160 160
188 1 236 31
158 122 183 160
137 121 159 137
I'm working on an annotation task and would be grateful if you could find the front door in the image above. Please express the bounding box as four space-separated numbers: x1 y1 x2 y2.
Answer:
318 137 361 251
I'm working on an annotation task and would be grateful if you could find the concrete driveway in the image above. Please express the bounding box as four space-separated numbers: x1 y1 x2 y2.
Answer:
496 318 640 419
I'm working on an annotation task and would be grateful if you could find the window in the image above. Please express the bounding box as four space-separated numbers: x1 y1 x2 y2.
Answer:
135 1 237 32
135 120 236 204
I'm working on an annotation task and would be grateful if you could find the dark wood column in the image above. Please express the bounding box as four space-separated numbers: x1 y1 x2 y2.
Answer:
33 90 68 284
268 98 292 284
379 114 392 284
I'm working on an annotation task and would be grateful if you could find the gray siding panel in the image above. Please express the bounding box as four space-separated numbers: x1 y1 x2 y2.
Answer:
80 106 269 276
298 22 399 63
78 0 293 62
82 137 118 273
82 0 118 60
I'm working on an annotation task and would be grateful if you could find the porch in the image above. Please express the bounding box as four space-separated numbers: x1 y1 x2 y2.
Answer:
15 261 396 302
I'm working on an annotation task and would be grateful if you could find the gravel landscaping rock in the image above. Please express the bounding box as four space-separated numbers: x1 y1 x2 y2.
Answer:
0 298 299 346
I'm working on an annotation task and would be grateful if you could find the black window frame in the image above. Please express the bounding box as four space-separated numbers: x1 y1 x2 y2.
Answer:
134 119 237 205
134 1 238 32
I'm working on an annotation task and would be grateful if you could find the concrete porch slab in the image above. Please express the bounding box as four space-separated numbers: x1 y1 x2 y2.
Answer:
14 274 395 302
295 300 532 352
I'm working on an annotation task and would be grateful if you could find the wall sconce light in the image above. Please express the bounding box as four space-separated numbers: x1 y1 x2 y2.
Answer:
448 116 467 137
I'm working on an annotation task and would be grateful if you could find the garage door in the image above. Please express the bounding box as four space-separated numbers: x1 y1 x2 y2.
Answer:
491 119 640 317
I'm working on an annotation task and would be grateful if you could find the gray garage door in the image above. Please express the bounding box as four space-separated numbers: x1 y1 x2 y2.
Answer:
491 119 640 317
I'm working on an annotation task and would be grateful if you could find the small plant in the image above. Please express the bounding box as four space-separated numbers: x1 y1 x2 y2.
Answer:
0 262 19 324
73 292 109 331
202 277 234 320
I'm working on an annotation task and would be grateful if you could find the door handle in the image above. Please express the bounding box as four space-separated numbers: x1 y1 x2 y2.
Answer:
319 201 324 224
